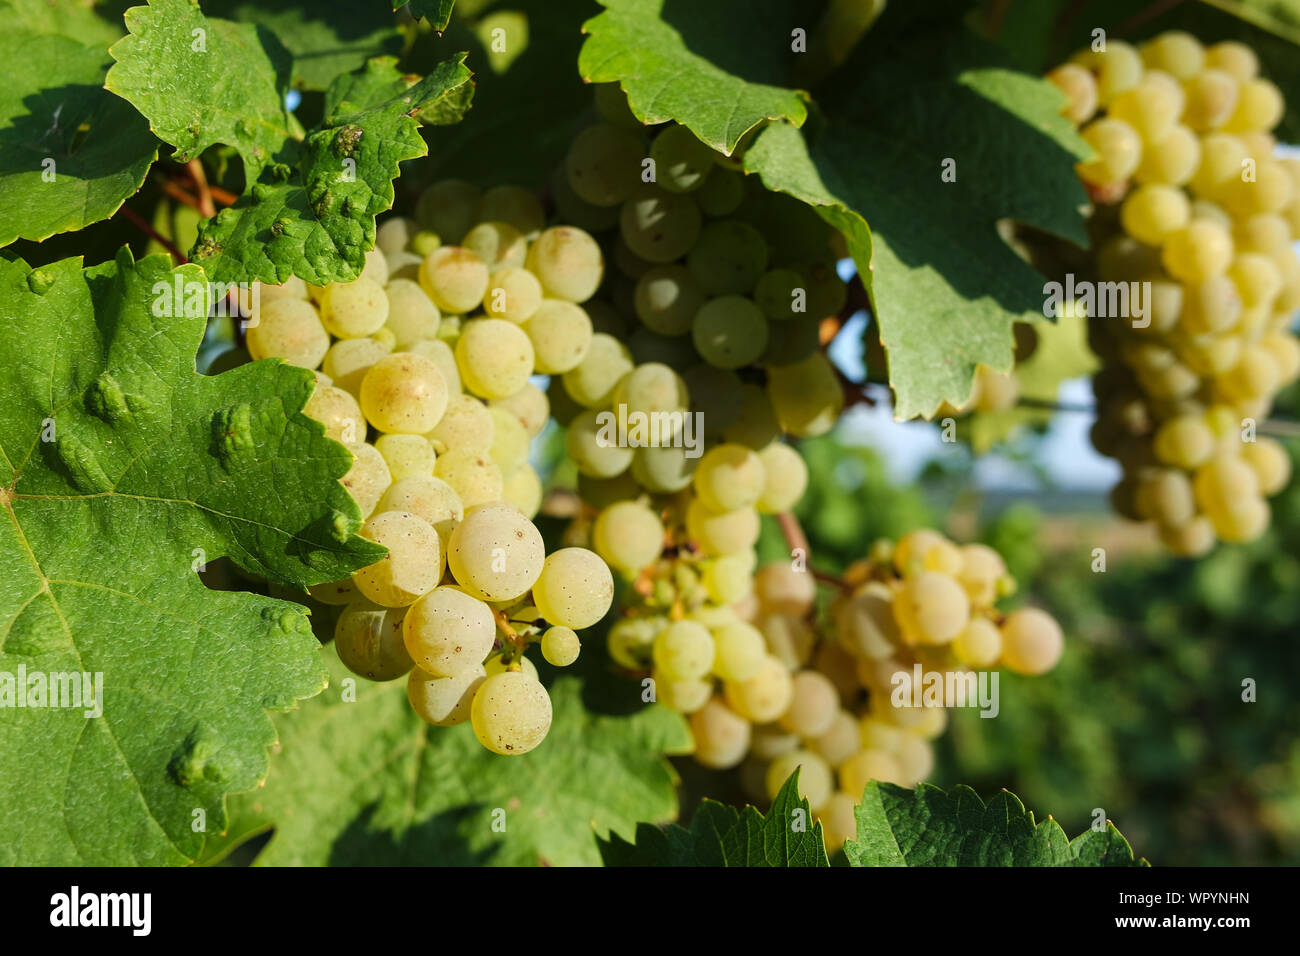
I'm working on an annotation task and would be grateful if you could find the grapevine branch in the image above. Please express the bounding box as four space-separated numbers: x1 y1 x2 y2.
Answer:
187 159 217 218
118 205 187 264
776 511 849 592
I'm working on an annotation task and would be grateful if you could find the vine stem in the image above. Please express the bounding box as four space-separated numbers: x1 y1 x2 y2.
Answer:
187 159 217 218
118 205 187 264
776 511 849 592
157 178 202 211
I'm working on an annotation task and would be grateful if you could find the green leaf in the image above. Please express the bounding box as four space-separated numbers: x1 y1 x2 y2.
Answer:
0 31 157 246
0 249 383 865
0 0 125 45
599 770 831 866
745 0 1090 421
106 0 299 172
201 654 692 866
577 0 808 153
845 783 1147 866
191 55 471 286
404 0 456 33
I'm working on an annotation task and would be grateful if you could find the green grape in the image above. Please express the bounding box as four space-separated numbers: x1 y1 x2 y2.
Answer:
722 383 781 448
1075 118 1142 185
893 571 969 644
1073 39 1142 104
321 277 389 339
755 442 809 513
952 617 1002 668
341 443 392 517
1229 253 1282 308
531 547 615 629
694 443 765 512
686 498 760 555
462 220 527 274
416 179 480 244
541 626 581 667
403 586 496 677
778 671 838 738
654 672 713 713
682 364 743 438
1260 331 1300 384
999 607 1064 675
562 332 634 407
1208 494 1269 543
1218 343 1281 402
723 654 793 723
766 353 844 437
382 278 441 348
1182 69 1239 132
377 216 415 258
619 188 703 263
702 552 754 605
353 510 443 607
1152 414 1214 468
408 665 487 727
799 259 849 319
374 433 436 481
448 502 545 602
894 734 935 785
650 124 715 193
686 220 769 295
613 235 655 280
335 603 414 681
608 616 661 669
565 122 645 206
695 167 745 217
1222 77 1283 132
710 620 765 682
755 562 816 617
1134 124 1200 186
378 475 464 539
1135 468 1196 527
524 299 593 374
476 185 546 237
628 327 698 369
566 408 634 478
359 353 450 434
811 712 860 770
1046 63 1098 124
689 697 751 769
1206 41 1258 83
1180 274 1242 335
1120 184 1190 244
593 81 640 126
487 405 530 476
692 295 769 369
434 448 504 508
429 394 494 454
410 231 442 257
593 501 664 577
634 264 706 336
1096 235 1163 281
469 671 552 753
612 361 690 422
490 383 549 439
525 226 604 303
631 444 698 493
420 246 490 314
1109 69 1185 142
551 163 621 233
839 749 906 794
753 268 808 321
1189 133 1248 198
1140 31 1205 80
502 463 543 518
653 620 715 680
455 318 535 399
1241 436 1291 495
1162 219 1235 282
247 298 330 369
758 612 816 670
408 338 461 395
304 383 365 447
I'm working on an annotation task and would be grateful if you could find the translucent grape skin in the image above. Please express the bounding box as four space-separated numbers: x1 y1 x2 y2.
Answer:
455 318 535 399
692 295 770 369
689 697 752 770
447 502 545 602
999 607 1064 675
353 510 443 607
471 670 554 755
565 122 644 207
593 501 664 577
694 443 765 512
403 586 497 678
650 124 716 193
620 188 704 263
524 299 593 374
541 626 581 667
686 220 769 295
360 352 450 434
335 603 414 682
526 226 604 303
247 298 330 369
531 547 615 629
408 665 486 726
420 246 490 314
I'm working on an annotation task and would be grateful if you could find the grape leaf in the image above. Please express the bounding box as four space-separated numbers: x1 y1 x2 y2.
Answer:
598 770 830 866
0 30 157 247
577 0 808 153
744 0 1090 421
845 783 1147 866
0 250 383 865
403 0 456 33
200 654 692 866
0 0 125 44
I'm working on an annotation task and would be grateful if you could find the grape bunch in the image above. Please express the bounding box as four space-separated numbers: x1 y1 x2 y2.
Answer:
225 186 617 756
1047 33 1300 553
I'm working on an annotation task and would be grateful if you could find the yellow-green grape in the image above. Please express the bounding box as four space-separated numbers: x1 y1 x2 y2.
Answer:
758 613 815 671
1181 274 1242 335
487 406 529 478
1152 414 1215 468
650 123 715 193
1120 184 1190 244
304 383 365 447
429 393 495 455
372 327 398 350
1181 69 1239 132
447 502 544 602
906 705 949 740
634 264 706 336
892 528 945 573
765 749 833 812
525 226 604 303
950 617 1000 668
470 670 553 755
922 539 964 575
839 748 906 795
1046 63 1098 124
1260 331 1300 384
754 442 809 514
455 318 535 399
409 338 462 395
524 299 593 374
753 268 808 322
1136 469 1196 527
608 616 661 669
353 510 442 607
611 363 690 428
999 607 1065 675
403 586 496 677
502 463 543 518
593 501 664 577
618 186 704 264
894 571 970 645
251 277 309 306
483 266 543 323
655 673 713 713
695 167 745 217
1189 133 1248 199
374 433 436 482
552 160 621 233
1194 450 1259 508
565 122 644 206
1140 31 1205 80
324 336 393 395
378 475 464 541
484 652 539 680
689 697 751 769
383 279 440 348
308 576 360 606
246 298 330 368
461 221 527 273
894 734 935 785
409 231 441 257
723 653 794 723
1206 41 1259 83
416 179 480 244
377 216 415 258
562 332 634 407
652 620 715 680
1222 77 1284 132
859 715 905 751
766 353 844 437
566 408 634 478
419 246 490 315
631 444 697 493
1135 124 1201 186
1161 220 1234 281
687 220 769 295
1096 235 1162 281
686 498 761 555
810 711 861 767
1076 118 1142 186
490 383 549 439
703 553 754 605
1222 160 1295 219
434 449 504 509
694 443 765 512
359 352 449 435
711 620 765 682
1235 213 1292 257
592 81 640 127
779 670 839 737
408 665 486 726
955 543 1005 607
755 562 815 617
476 185 546 237
692 295 769 369
335 603 414 681
1209 494 1270 542
541 626 581 666
341 442 392 517
1074 39 1142 105
531 547 614 629
1217 343 1281 402
750 724 800 762
1230 253 1282 309
321 277 388 339
819 791 858 850
723 383 782 449
1107 70 1184 143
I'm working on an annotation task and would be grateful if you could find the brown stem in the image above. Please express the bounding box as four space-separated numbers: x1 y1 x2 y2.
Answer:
812 567 851 592
187 159 217 218
158 179 202 211
209 184 239 207
776 511 810 557
119 205 187 264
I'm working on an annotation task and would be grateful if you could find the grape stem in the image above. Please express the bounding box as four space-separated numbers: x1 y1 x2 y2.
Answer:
776 511 850 592
494 608 527 656
117 205 187 264
186 159 217 219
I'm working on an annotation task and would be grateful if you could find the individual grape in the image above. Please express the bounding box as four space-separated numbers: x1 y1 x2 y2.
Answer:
759 613 816 671
354 510 443 607
304 383 365 447
613 364 691 430
754 442 809 514
526 226 604 303
1182 69 1239 132
766 353 844 437
858 715 905 752
593 501 664 577
893 571 970 645
502 464 543 518
723 383 782 448
319 277 388 340
694 443 765 512
1222 160 1295 219
377 216 415 258
471 670 553 755
415 179 480 244
695 167 745 217
689 697 751 769
341 443 392 517
1189 133 1248 198
893 734 935 785
1136 469 1196 527
447 502 545 602
374 433 436 481
752 268 807 321
1120 184 1190 244
1075 118 1142 186
335 603 414 681
819 791 859 851
1208 494 1270 542
686 220 769 295
1152 414 1215 468
1046 63 1098 124
428 395 495 458
531 547 615 629
692 296 769 369
838 749 906 796
408 338 461 395
634 264 707 336
487 406 529 477
765 749 833 812
434 449 504 509
1074 39 1142 104
710 620 766 682
608 615 661 669
650 124 715 193
1217 343 1281 402
551 162 621 234
562 336 633 409
359 353 450 434
523 299 593 374
247 298 330 369
1161 220 1234 281
1140 31 1205 80
377 475 464 539
1181 274 1242 335
952 617 1002 668
1229 252 1282 310
1206 41 1259 83
420 246 490 314
1134 124 1201 186
723 654 794 723
1260 331 1300 384
754 563 816 617
408 665 487 726
403 586 496 677
482 267 543 324
1222 78 1284 132
702 553 754 605
381 278 441 349
655 673 713 714
489 383 549 439
779 670 839 737
1107 70 1184 143
955 543 1006 607
461 221 527 275
409 231 441 257
999 607 1065 675
541 626 581 667
686 498 760 555
455 318 535 399
565 122 644 206
566 408 635 478
631 444 698 493
749 724 800 762
653 619 715 680
619 188 704 263
476 184 546 237
807 711 859 767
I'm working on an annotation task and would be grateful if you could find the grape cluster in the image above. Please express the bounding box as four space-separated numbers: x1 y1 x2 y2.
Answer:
232 187 618 755
1048 33 1300 553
